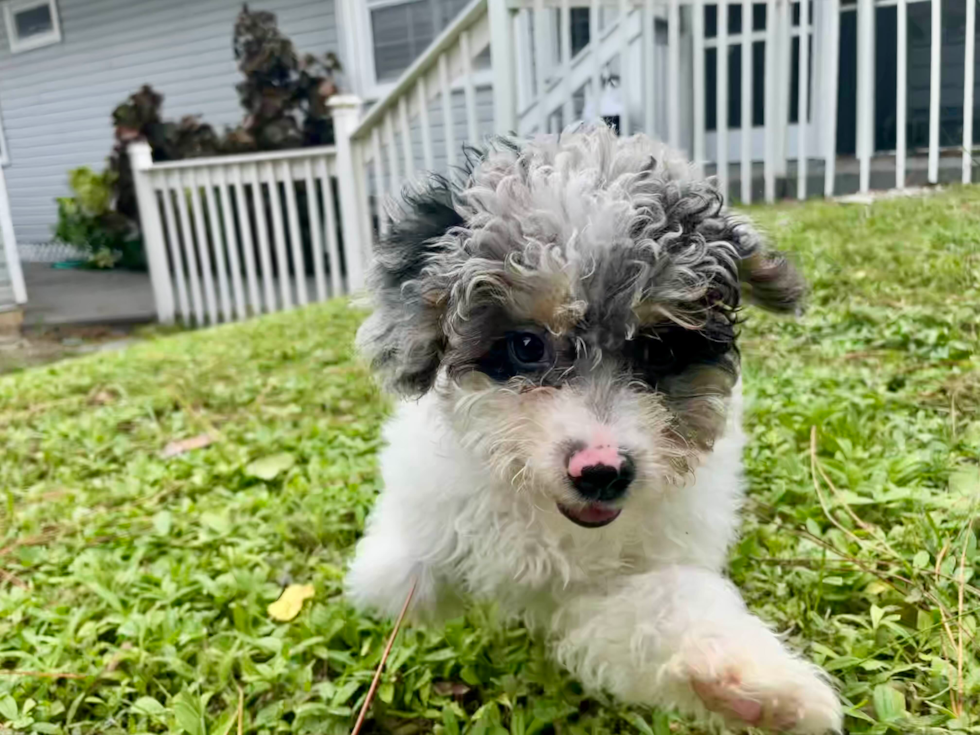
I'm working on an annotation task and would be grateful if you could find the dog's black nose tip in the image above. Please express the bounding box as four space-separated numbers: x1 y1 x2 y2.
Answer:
570 456 635 502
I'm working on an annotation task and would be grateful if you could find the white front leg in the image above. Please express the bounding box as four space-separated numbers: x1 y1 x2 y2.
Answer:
346 399 470 621
345 488 462 622
554 566 842 734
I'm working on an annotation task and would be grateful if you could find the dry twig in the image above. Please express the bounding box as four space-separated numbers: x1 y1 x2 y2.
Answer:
350 578 418 735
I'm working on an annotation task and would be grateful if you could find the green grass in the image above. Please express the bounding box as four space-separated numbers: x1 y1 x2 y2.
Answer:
1 187 979 735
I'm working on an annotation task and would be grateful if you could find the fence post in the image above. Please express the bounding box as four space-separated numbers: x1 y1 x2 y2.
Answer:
129 142 175 324
0 164 27 304
330 95 367 293
489 0 517 135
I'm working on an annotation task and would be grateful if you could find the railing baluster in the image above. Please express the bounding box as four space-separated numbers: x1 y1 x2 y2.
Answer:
173 172 205 326
304 159 327 302
461 30 479 144
824 0 841 197
764 0 777 202
188 171 219 325
202 167 232 321
590 0 601 124
618 0 632 137
280 161 308 306
263 162 291 310
232 166 261 314
740 0 753 203
249 164 276 313
371 128 389 239
417 76 435 171
717 0 729 198
534 0 549 134
693 0 705 164
439 53 457 166
515 9 533 117
857 0 874 193
352 141 374 282
216 167 247 320
398 96 416 180
561 0 574 130
668 0 680 149
642 0 656 135
384 112 401 200
160 177 190 321
963 0 975 184
318 157 344 297
896 0 907 189
774 0 791 181
797 0 808 200
131 147 174 324
928 0 940 184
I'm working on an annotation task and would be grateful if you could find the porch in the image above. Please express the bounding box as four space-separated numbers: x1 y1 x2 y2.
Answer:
19 263 155 327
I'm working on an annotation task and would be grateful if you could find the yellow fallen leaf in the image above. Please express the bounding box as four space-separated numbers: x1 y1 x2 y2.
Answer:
267 584 315 621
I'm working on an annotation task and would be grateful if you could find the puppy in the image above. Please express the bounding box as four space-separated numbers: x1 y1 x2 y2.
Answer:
346 125 841 733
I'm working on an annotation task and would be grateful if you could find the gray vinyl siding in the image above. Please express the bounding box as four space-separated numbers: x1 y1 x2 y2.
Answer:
0 0 339 243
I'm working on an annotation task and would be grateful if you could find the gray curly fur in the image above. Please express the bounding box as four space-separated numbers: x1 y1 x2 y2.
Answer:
357 124 804 419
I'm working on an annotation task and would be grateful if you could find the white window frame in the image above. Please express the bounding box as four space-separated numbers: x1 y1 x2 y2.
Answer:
339 0 474 103
3 0 62 55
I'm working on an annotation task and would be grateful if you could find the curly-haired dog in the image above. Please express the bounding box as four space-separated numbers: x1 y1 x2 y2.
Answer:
346 125 842 733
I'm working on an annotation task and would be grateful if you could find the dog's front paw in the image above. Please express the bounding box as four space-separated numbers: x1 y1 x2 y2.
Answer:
673 637 842 734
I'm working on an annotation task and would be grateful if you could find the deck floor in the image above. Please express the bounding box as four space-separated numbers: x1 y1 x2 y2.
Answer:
22 263 155 327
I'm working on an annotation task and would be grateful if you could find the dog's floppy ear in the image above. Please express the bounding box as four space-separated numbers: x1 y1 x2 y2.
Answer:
727 215 805 314
356 176 465 396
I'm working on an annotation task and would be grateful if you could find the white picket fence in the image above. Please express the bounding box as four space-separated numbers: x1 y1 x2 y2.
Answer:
132 97 367 326
134 0 980 326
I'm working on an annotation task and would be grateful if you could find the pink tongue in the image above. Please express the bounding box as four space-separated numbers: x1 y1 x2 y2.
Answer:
572 504 619 523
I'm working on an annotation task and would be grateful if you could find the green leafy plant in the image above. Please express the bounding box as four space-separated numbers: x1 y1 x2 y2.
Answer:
53 167 143 270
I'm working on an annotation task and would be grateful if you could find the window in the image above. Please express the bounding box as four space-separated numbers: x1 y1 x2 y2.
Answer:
3 0 61 54
369 0 469 83
341 0 489 100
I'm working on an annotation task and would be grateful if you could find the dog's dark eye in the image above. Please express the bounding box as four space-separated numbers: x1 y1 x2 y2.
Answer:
509 332 546 366
476 331 553 381
635 338 679 373
630 322 735 380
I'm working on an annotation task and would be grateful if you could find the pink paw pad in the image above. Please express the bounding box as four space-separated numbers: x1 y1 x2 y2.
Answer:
692 674 801 732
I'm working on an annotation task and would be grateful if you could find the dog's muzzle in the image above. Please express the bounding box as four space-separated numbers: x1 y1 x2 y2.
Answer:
560 446 635 528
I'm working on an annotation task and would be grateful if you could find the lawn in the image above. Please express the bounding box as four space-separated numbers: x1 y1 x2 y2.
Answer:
1 187 979 735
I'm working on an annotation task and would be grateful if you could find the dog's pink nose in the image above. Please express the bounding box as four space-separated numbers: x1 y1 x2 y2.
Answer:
566 443 635 503
567 444 623 478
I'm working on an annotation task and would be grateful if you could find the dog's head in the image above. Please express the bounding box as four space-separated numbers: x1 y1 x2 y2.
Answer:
358 125 803 528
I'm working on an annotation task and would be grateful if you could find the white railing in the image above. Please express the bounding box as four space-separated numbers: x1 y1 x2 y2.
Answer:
0 164 26 306
346 0 494 248
134 0 978 326
347 0 980 249
132 97 366 325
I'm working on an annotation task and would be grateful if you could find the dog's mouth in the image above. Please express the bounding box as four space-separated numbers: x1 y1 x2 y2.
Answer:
558 502 622 528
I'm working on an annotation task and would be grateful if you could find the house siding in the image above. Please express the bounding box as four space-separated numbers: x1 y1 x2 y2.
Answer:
0 0 340 243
